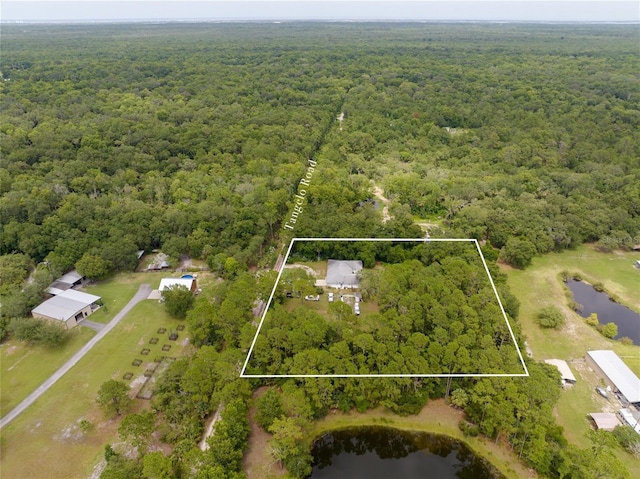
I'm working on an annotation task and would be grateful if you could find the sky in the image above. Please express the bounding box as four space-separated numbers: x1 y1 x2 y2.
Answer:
1 0 638 22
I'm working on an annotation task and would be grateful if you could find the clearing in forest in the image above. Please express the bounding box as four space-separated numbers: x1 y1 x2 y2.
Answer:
242 238 528 378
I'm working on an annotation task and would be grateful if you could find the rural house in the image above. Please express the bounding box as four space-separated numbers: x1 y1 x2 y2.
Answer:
325 260 363 289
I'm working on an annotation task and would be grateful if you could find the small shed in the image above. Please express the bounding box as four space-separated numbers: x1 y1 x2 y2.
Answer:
544 359 577 386
326 260 363 289
32 289 101 329
589 413 622 431
46 269 84 295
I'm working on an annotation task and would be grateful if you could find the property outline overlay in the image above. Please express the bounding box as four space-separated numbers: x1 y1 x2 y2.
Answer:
240 238 529 378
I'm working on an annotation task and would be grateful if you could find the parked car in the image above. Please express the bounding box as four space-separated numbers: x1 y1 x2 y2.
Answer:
354 303 360 315
595 386 609 399
328 292 334 302
304 295 320 301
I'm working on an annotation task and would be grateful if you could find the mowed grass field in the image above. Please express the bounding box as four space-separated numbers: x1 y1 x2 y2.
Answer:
0 294 192 478
505 244 640 476
1 328 95 417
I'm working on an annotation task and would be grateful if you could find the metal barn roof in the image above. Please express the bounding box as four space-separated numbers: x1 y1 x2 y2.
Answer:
589 412 622 431
32 290 100 322
587 350 640 404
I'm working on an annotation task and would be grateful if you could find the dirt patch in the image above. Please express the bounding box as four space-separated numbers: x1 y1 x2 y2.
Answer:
244 387 286 479
373 185 391 223
53 423 83 443
87 459 106 479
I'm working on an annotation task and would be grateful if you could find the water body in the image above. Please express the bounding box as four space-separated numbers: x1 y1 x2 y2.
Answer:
310 427 504 479
567 279 640 345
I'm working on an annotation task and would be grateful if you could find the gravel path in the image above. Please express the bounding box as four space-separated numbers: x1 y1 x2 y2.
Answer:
0 284 152 429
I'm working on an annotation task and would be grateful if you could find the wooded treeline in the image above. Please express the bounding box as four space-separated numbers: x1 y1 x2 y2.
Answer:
1 23 637 479
249 241 523 377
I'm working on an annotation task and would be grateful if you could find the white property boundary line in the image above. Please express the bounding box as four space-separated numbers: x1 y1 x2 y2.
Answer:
240 238 529 378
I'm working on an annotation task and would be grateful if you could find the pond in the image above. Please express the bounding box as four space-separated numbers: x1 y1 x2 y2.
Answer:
310 426 504 479
567 279 640 345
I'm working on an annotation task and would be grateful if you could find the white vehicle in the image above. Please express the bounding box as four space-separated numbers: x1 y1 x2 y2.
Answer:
328 292 334 302
354 303 360 315
304 295 320 301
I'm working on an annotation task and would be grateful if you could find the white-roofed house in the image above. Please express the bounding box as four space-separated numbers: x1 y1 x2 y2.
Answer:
32 289 101 329
586 350 640 406
325 260 363 289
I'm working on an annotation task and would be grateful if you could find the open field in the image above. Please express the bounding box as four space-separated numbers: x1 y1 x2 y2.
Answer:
0 298 192 479
505 244 640 370
308 400 536 479
505 244 640 476
0 328 96 417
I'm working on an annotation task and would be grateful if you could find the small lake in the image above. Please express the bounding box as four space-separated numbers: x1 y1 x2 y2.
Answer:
567 279 640 345
310 427 504 479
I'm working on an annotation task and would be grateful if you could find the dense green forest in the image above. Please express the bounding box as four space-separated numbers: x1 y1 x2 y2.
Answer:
1 23 638 479
248 240 524 377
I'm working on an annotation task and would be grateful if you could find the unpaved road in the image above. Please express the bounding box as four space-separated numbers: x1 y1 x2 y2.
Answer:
0 284 151 429
373 185 391 222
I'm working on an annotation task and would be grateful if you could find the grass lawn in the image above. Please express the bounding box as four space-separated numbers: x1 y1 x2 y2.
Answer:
0 299 193 479
84 271 167 323
309 399 537 479
505 244 640 476
0 328 96 417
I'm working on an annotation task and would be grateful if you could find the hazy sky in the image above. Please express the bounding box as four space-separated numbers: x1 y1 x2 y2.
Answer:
2 0 639 22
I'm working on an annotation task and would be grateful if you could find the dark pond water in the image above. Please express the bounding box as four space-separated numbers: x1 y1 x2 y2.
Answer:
310 427 504 479
567 279 640 345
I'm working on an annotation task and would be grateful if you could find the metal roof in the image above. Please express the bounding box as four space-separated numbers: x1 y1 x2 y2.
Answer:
159 278 194 291
589 412 622 431
544 359 577 383
326 260 363 288
32 290 100 322
587 350 640 403
57 270 83 285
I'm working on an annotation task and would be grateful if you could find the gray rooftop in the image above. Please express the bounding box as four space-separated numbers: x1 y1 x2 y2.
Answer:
32 290 100 322
587 350 640 403
326 260 363 288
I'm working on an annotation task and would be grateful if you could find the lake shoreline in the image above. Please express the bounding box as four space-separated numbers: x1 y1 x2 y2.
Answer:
307 399 537 479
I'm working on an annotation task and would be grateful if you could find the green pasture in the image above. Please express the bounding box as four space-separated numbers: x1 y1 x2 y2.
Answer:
0 328 95 417
0 298 192 479
506 245 639 366
505 244 640 476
